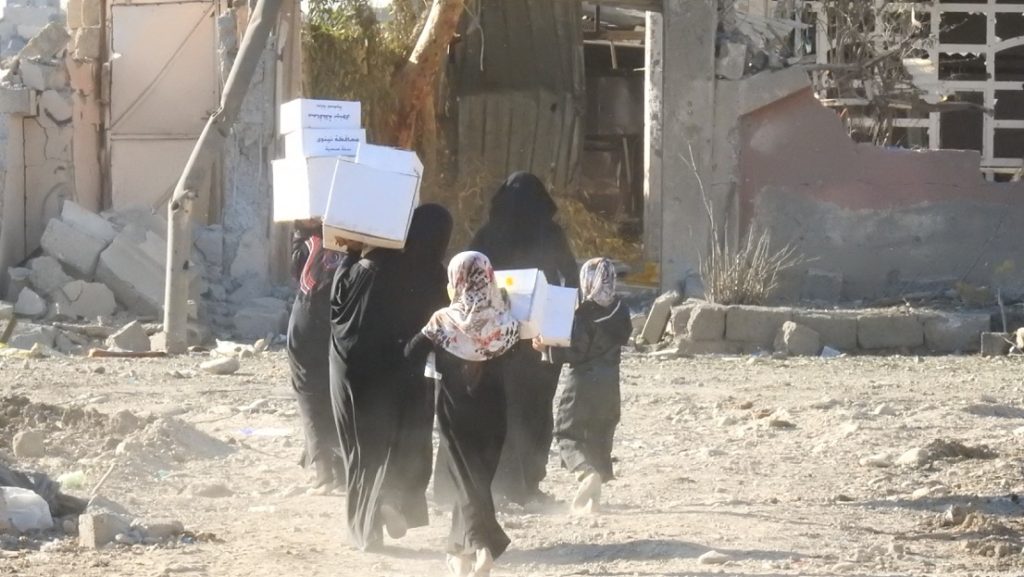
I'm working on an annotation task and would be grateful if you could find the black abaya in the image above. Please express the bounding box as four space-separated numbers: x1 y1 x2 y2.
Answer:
466 172 578 505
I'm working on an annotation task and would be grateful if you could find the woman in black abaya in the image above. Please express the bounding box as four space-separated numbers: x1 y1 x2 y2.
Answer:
405 251 520 577
328 204 452 551
468 172 578 505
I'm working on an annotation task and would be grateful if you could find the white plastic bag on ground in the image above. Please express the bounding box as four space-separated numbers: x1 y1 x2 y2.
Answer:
0 486 54 531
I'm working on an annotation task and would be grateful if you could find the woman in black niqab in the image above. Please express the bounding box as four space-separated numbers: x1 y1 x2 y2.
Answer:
328 203 452 551
464 172 579 506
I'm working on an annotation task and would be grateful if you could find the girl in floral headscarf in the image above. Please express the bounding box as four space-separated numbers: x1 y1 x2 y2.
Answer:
536 257 632 514
405 251 519 577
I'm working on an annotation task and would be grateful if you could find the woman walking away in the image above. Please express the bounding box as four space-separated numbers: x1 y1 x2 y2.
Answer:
469 171 578 506
537 258 631 514
287 219 349 494
328 205 452 551
405 251 519 577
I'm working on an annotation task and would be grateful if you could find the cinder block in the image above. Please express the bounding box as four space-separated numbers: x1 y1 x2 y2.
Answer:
61 199 115 243
640 291 679 344
40 219 106 278
73 26 101 61
858 313 923 350
0 86 36 115
668 302 697 337
81 0 102 27
79 512 130 549
687 303 727 341
981 332 1011 357
773 321 822 356
52 280 116 320
922 312 991 354
95 235 165 317
725 306 792 346
792 312 859 351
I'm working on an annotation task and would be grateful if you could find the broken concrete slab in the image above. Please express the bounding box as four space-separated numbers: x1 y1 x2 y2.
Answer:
668 302 698 337
40 218 107 278
106 320 150 353
61 199 115 243
981 332 1011 357
773 321 822 357
52 279 116 320
640 291 680 344
8 323 56 350
725 306 792 346
14 287 47 318
858 313 923 350
27 255 72 295
687 303 727 341
6 267 31 301
922 312 990 354
95 234 165 317
233 297 288 340
17 21 69 61
792 312 859 351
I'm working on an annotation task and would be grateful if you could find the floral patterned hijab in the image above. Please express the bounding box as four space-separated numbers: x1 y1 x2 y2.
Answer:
580 257 617 307
422 251 520 361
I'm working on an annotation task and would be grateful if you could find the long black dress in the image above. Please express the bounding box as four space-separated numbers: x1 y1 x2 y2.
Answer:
287 227 349 487
551 299 632 481
467 172 578 505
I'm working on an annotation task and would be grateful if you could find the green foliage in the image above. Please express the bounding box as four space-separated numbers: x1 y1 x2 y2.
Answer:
302 0 421 141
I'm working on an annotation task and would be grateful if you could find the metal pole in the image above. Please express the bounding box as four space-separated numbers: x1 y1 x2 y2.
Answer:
163 0 285 353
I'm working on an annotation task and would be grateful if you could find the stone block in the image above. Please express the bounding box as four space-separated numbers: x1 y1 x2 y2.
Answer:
0 86 36 115
52 279 116 320
792 312 859 351
19 58 69 92
72 26 100 61
716 41 746 80
78 512 130 549
668 302 698 337
8 323 56 350
106 320 150 352
65 0 84 28
981 332 1011 357
922 312 991 354
233 297 288 340
27 255 71 294
725 306 792 346
687 303 727 341
676 338 747 357
773 321 822 357
61 199 115 243
857 313 924 350
640 291 680 344
95 235 165 317
40 218 106 278
6 267 32 300
81 0 101 27
14 287 46 318
801 268 843 304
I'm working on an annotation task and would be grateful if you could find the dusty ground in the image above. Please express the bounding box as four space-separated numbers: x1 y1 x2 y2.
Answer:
2 350 1024 577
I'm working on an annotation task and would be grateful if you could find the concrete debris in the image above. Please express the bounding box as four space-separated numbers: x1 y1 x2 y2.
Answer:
40 218 107 278
95 234 166 317
200 356 240 376
14 287 47 318
18 57 68 91
6 267 31 300
233 297 288 340
698 550 731 565
52 280 116 320
72 26 100 61
109 410 141 436
640 291 680 345
16 21 69 61
8 323 56 350
130 518 184 540
60 200 116 243
39 88 72 126
12 429 45 458
773 321 822 357
716 41 747 80
0 301 13 321
28 256 72 295
78 512 131 549
106 320 150 353
687 303 727 341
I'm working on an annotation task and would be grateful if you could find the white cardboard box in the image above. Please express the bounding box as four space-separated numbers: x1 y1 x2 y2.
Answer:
279 98 361 135
284 128 365 158
322 145 423 251
494 269 549 339
540 285 578 347
271 157 339 222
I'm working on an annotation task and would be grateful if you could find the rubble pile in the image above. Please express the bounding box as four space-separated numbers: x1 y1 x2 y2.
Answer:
0 200 291 354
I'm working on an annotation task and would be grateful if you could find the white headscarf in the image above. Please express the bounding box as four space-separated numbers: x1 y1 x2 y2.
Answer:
422 251 520 362
580 257 617 307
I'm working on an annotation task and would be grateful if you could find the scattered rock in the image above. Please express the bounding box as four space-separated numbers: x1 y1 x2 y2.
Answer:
12 430 45 458
873 404 897 416
698 550 731 565
14 287 46 318
52 280 117 320
773 321 822 357
105 320 150 352
860 453 893 468
114 532 140 545
27 256 71 294
200 356 240 376
896 447 927 468
190 483 233 498
130 518 184 540
109 410 141 436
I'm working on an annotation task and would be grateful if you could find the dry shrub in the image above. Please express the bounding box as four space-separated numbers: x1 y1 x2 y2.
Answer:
701 227 805 306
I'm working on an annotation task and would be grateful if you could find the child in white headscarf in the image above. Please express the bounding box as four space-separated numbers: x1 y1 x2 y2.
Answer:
535 257 631 514
405 251 519 577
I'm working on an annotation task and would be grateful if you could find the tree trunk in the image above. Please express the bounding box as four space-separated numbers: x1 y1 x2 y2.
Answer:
391 0 464 149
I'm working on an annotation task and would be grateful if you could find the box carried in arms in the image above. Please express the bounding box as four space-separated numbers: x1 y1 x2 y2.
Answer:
322 144 423 251
540 285 578 347
279 98 361 134
271 157 340 222
284 128 365 158
494 269 548 340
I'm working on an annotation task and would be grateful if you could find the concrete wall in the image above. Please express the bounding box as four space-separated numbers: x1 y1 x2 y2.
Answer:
739 89 1024 301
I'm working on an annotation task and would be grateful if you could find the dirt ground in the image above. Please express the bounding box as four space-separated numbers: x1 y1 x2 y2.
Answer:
2 350 1024 577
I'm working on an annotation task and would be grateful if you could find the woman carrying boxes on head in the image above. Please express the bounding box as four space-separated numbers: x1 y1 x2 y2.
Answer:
462 172 579 507
328 204 453 551
287 219 349 494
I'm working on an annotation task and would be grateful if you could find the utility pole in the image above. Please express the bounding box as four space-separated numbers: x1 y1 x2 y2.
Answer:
162 0 284 353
